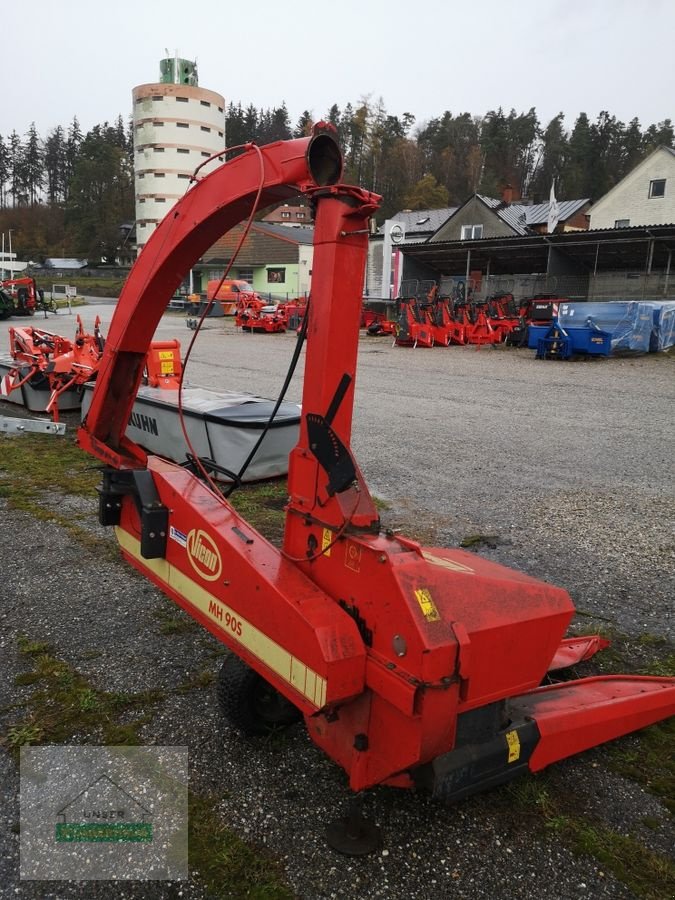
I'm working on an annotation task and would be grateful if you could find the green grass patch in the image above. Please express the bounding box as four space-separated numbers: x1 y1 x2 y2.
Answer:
560 626 675 814
228 479 288 546
0 432 100 496
177 670 215 693
1 638 165 758
496 774 675 899
155 605 199 635
188 792 293 900
606 719 675 815
460 532 500 549
43 277 127 298
0 433 116 555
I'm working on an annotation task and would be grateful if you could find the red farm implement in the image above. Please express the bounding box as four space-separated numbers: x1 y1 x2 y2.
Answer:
75 130 674 852
236 300 288 333
394 297 434 347
449 300 501 346
1 316 105 420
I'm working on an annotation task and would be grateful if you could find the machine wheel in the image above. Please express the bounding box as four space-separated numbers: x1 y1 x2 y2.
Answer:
216 654 301 735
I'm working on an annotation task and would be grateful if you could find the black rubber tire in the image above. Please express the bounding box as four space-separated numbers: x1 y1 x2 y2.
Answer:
216 654 301 735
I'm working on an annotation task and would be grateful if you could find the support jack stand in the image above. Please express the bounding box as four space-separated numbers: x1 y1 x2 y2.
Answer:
325 793 381 856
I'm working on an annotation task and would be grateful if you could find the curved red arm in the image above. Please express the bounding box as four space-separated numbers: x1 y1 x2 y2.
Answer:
78 133 342 467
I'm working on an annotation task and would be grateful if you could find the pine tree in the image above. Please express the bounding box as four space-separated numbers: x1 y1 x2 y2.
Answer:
44 126 67 204
64 116 83 200
0 135 9 207
8 131 23 205
294 111 313 138
530 113 567 200
23 123 44 205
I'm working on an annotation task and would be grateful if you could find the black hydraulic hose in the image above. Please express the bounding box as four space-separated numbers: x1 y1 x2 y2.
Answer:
223 298 311 499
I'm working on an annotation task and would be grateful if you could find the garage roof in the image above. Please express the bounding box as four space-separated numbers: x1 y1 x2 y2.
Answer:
400 224 675 275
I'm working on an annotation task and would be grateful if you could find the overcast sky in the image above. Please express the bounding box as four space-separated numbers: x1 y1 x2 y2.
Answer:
4 0 674 140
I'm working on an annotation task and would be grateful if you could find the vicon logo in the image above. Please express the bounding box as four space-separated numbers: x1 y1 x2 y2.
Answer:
187 529 222 581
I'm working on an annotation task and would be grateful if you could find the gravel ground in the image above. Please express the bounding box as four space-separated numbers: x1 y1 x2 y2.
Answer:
0 302 673 899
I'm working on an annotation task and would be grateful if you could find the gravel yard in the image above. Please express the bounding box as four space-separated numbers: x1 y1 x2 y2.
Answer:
0 302 673 899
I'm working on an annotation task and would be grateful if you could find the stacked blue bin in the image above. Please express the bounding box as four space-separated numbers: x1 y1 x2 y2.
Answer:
646 300 675 351
557 302 653 353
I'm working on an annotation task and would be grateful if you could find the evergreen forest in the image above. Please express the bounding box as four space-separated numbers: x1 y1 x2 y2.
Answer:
0 100 672 263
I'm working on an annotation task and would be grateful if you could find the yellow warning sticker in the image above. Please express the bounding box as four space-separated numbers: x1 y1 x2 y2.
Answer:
158 351 175 360
414 588 440 622
506 729 521 763
321 528 333 557
160 361 175 373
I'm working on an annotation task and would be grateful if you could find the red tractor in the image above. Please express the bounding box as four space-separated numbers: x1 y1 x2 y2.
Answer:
1 277 39 316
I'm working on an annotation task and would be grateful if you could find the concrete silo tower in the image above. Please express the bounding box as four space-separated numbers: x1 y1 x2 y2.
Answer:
132 56 226 254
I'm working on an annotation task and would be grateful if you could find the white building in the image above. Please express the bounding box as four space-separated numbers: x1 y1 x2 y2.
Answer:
589 146 675 230
132 57 226 253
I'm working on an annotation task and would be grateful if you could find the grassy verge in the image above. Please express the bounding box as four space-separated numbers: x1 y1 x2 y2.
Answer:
228 479 288 545
1 637 295 899
493 774 675 900
0 432 114 555
566 627 675 816
1 636 165 755
38 277 127 298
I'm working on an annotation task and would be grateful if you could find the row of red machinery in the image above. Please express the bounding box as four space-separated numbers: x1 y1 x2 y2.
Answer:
362 291 561 348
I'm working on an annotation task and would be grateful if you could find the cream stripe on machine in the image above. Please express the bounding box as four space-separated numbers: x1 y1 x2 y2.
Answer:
116 528 327 709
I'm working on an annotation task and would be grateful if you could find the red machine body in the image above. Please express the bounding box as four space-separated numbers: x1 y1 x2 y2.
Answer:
394 298 434 348
236 298 287 333
77 133 675 800
144 339 182 388
3 316 104 419
426 296 456 346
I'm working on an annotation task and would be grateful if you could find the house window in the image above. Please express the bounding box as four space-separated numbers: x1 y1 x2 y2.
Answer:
238 268 254 282
154 172 165 178
280 211 291 219
153 147 165 152
152 121 164 127
460 224 484 240
218 131 224 138
177 122 189 128
200 100 211 107
201 126 211 132
614 219 630 228
649 179 666 198
152 95 164 101
178 173 190 179
201 151 210 157
156 198 166 203
296 212 305 219
267 268 285 284
176 97 189 103
218 106 223 113
177 148 189 154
